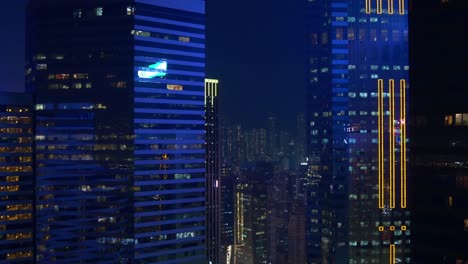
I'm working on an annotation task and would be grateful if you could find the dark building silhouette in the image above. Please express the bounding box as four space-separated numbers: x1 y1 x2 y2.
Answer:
0 92 34 262
306 0 410 263
205 78 221 264
288 200 306 264
220 163 235 264
234 162 273 264
27 0 206 262
410 0 468 263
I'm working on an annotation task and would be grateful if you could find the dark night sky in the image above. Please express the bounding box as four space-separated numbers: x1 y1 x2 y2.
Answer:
0 0 305 130
0 0 28 93
206 0 306 129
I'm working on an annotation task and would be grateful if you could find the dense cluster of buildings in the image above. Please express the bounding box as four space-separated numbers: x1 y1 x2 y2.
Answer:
1 0 467 264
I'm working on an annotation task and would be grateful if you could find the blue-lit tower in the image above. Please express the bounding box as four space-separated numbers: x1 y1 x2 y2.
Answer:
0 92 34 263
305 0 410 263
27 0 206 262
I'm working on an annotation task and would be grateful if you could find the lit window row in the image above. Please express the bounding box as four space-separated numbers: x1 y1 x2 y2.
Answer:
0 213 32 221
6 232 32 240
6 204 33 211
48 83 92 90
6 251 32 260
445 113 468 126
0 166 32 172
48 73 89 80
2 107 29 113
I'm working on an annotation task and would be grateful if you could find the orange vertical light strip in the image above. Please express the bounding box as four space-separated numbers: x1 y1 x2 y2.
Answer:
389 79 395 208
377 0 383 14
381 81 385 208
399 0 405 14
400 79 407 208
388 0 394 14
378 79 384 208
377 79 384 208
390 244 396 264
366 0 371 14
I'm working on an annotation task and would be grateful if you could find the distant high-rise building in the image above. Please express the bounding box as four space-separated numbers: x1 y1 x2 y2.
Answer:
306 1 410 263
0 92 34 263
27 1 206 262
205 78 221 264
288 200 306 264
266 114 279 160
234 162 273 264
410 1 468 263
295 113 306 165
220 163 235 264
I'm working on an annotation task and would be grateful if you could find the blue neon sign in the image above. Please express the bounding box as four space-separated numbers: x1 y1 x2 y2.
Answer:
138 60 167 78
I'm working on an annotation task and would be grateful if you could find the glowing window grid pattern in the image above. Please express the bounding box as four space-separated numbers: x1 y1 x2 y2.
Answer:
306 0 409 263
0 94 34 262
132 0 206 262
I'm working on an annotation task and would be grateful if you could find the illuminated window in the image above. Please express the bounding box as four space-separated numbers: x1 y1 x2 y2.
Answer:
178 36 190 42
95 7 103 16
116 82 127 88
126 6 134 15
36 64 47 70
86 83 92 89
335 28 344 40
55 74 69 80
73 9 82 18
167 84 183 91
131 30 150 37
36 54 46 60
73 83 82 89
348 28 355 40
455 114 463 125
73 73 88 79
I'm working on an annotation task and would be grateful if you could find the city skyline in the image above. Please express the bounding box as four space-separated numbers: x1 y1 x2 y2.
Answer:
1 0 305 130
1 1 467 264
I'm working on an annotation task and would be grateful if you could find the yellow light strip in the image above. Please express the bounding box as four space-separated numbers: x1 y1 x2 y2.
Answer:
389 79 395 208
378 79 384 208
400 79 407 208
377 0 383 14
390 244 396 264
365 0 371 14
388 0 394 14
399 0 405 14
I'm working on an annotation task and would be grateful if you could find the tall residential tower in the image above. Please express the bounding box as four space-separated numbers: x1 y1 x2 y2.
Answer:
204 78 221 264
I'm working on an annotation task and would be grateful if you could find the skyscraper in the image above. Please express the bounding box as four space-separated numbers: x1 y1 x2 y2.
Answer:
27 0 206 262
220 163 235 264
205 78 221 264
0 92 34 262
306 1 410 263
234 162 273 264
410 0 468 263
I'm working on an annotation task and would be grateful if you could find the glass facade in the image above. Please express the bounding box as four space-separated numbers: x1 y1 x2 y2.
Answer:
27 0 205 262
0 93 34 263
132 1 206 262
305 1 410 263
